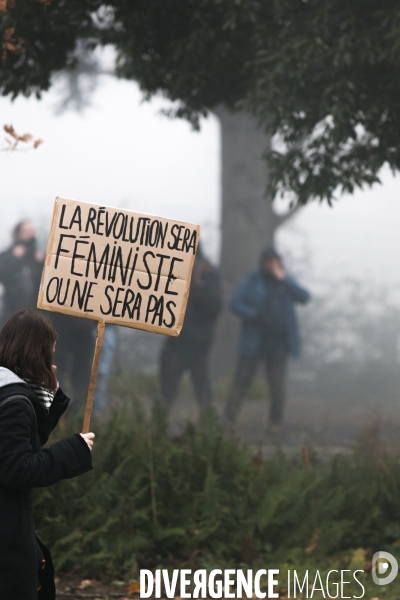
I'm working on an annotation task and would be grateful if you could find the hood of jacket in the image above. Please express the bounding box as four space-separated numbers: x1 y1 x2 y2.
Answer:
259 245 282 270
0 367 45 414
0 367 25 389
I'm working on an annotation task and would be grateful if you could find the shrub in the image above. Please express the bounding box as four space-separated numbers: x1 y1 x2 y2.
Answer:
34 401 400 579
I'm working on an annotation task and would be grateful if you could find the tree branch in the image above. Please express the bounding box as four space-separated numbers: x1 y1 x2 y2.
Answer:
272 203 303 228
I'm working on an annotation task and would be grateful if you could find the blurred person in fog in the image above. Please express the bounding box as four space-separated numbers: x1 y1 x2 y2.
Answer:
224 246 310 434
159 244 222 421
0 221 44 323
51 314 96 408
93 325 116 415
0 308 94 600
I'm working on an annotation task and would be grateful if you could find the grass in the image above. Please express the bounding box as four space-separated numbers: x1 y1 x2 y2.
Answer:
107 369 270 403
32 386 400 598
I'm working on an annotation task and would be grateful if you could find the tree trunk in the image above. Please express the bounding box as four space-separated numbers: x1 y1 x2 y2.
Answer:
211 107 283 378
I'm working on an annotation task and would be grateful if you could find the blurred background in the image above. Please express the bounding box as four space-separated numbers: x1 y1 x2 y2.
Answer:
2 46 400 452
4 6 400 589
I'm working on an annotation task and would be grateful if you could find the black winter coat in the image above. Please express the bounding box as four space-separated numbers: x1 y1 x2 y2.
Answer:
168 256 222 349
0 244 43 323
0 367 93 600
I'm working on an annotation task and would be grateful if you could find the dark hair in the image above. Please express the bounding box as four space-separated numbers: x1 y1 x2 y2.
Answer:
0 309 58 390
12 220 30 241
260 246 281 263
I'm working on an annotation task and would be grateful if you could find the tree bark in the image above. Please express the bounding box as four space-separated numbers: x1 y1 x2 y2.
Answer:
211 107 284 378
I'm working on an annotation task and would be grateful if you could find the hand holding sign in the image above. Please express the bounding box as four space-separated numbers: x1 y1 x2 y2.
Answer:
38 197 200 431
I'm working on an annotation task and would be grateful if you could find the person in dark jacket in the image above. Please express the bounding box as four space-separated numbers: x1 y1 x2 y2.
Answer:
0 221 94 406
0 308 95 600
0 221 44 323
51 313 96 406
159 245 222 420
224 247 310 433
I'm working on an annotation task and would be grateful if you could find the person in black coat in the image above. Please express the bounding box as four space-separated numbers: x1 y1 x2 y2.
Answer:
0 221 44 324
0 221 94 408
0 308 95 600
159 245 222 420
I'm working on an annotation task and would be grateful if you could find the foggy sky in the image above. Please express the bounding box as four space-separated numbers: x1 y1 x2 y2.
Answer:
1 73 400 294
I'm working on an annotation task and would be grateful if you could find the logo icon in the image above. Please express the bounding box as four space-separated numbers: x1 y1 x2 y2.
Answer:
372 551 398 585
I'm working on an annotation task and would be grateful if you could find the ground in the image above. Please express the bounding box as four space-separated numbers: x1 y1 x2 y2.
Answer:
56 575 134 598
166 394 400 456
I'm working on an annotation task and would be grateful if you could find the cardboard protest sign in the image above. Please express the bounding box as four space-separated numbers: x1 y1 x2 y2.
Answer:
38 197 200 336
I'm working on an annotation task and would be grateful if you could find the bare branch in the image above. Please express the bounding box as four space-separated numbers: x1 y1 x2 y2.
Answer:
272 203 303 227
2 124 44 152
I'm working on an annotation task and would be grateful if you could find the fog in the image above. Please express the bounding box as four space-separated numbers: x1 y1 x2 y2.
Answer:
2 73 400 447
2 74 400 283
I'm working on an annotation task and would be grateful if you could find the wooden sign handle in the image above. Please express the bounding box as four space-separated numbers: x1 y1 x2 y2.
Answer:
82 320 105 434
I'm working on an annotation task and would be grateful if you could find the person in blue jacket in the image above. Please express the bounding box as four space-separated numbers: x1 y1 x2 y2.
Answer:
224 246 310 433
